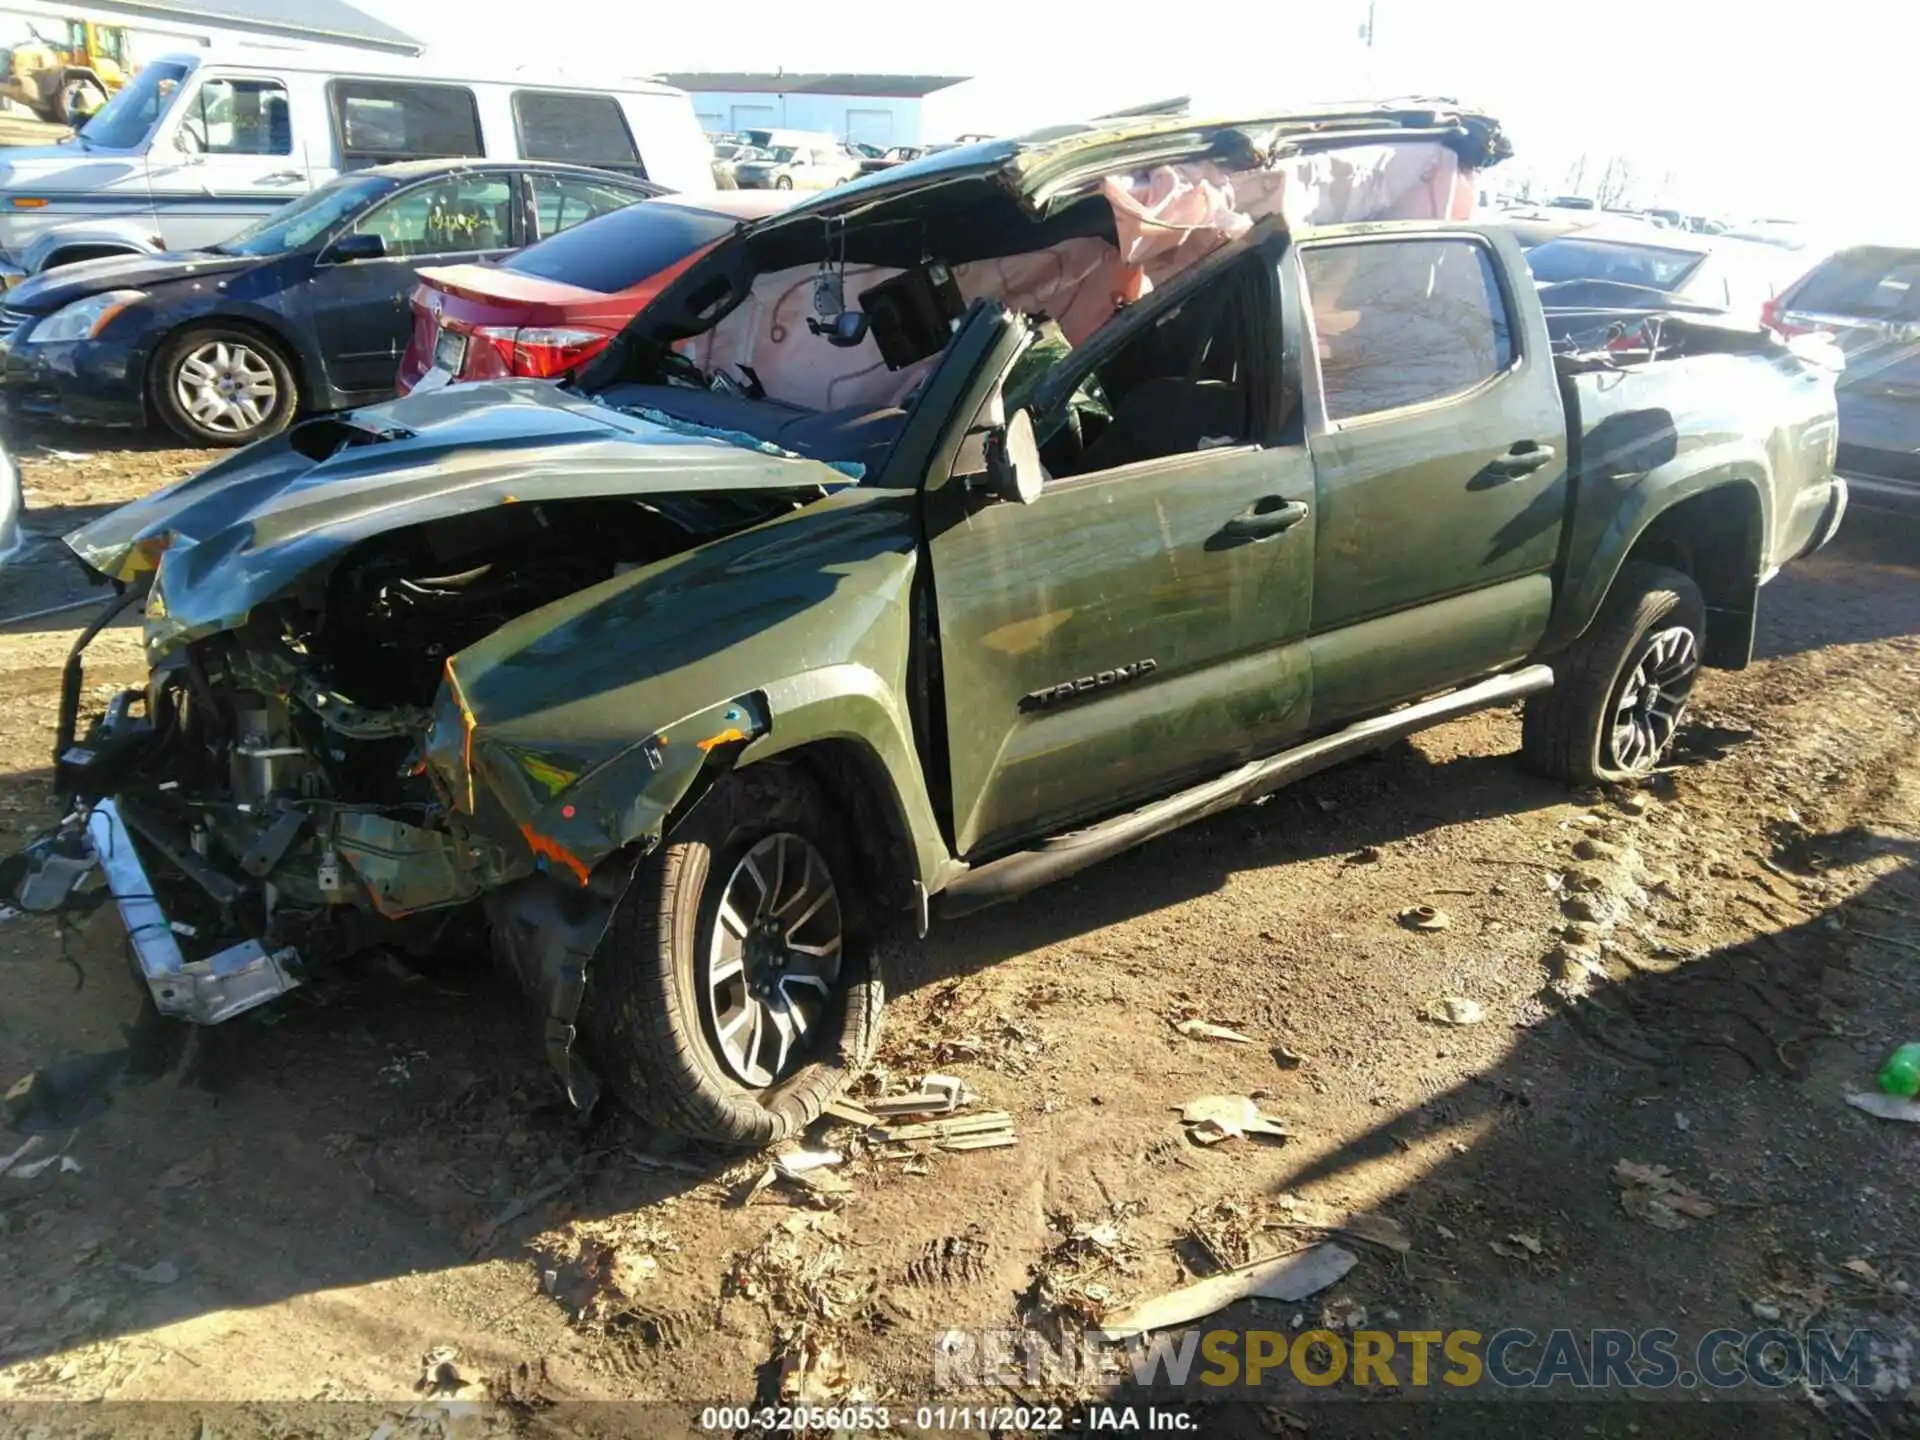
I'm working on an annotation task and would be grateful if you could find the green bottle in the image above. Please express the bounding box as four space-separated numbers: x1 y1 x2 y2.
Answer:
1878 1043 1920 1097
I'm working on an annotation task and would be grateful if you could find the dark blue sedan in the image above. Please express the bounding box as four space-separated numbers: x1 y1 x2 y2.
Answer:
0 159 660 445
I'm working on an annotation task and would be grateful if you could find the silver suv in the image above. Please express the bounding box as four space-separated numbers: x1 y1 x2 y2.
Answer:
1769 245 1920 511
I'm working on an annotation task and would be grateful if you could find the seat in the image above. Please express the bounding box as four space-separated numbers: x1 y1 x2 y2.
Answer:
1075 377 1244 473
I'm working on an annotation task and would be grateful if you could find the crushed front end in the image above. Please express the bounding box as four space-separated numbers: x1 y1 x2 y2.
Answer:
6 392 834 1099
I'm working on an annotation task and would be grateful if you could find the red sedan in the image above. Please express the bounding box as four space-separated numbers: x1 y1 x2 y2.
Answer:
397 190 795 394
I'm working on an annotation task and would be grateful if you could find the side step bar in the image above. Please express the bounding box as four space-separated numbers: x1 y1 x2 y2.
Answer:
936 664 1554 918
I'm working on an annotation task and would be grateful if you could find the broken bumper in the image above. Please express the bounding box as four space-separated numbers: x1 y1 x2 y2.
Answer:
83 798 303 1024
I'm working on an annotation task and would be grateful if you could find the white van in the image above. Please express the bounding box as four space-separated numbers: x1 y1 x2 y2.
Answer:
0 49 712 280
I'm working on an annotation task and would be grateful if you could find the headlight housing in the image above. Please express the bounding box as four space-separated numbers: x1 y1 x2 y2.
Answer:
27 288 145 344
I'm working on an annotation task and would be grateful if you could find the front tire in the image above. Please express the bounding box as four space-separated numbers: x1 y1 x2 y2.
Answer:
151 325 298 447
580 764 884 1148
1522 562 1706 785
774 174 794 190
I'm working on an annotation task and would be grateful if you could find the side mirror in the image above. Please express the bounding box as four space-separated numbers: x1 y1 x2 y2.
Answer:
324 232 386 264
984 409 1043 505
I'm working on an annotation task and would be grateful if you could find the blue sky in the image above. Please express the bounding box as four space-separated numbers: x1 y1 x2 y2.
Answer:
371 0 1912 240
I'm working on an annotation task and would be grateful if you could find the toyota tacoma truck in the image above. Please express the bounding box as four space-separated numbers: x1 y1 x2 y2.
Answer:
10 106 1849 1148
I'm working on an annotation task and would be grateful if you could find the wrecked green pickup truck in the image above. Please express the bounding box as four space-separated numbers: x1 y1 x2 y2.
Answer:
16 106 1848 1146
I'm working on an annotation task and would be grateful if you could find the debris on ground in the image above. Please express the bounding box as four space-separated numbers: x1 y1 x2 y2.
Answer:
1271 1045 1305 1070
120 1259 179 1285
740 1147 855 1206
1179 1095 1289 1145
1489 1233 1545 1261
833 1079 1016 1151
1399 904 1452 932
1096 1242 1357 1339
1273 1195 1410 1254
416 1344 480 1398
1612 1159 1717 1230
1184 1198 1262 1271
780 1332 859 1404
873 1110 1016 1151
1173 1017 1258 1045
1027 1203 1145 1333
1848 1092 1920 1124
866 1073 978 1117
730 1213 875 1401
1321 1294 1368 1330
1424 996 1486 1026
532 1211 681 1330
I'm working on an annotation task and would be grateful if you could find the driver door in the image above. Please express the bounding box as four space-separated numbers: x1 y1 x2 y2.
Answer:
148 72 309 251
926 255 1317 859
307 171 521 396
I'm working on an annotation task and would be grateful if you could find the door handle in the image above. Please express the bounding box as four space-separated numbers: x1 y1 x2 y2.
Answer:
1484 442 1556 479
259 170 304 184
1222 498 1309 539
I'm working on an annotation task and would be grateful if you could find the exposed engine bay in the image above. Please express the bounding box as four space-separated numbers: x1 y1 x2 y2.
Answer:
30 487 803 1041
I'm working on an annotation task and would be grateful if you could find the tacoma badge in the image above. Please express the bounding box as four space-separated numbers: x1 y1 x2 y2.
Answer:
1021 659 1158 711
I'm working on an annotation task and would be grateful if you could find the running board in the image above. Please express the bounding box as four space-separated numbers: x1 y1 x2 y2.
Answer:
935 664 1554 918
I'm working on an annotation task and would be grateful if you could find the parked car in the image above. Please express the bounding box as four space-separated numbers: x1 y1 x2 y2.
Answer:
397 189 794 394
708 140 769 190
1767 243 1920 511
858 145 924 176
733 143 861 191
0 47 708 283
1524 224 1808 342
0 160 661 444
17 103 1844 1151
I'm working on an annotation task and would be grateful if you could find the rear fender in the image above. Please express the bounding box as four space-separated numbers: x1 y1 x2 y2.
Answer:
1546 434 1771 658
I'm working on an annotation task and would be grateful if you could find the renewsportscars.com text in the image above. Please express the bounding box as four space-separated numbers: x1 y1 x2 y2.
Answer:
934 1325 1899 1394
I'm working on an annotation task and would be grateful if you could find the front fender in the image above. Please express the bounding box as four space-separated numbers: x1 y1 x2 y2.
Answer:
436 484 951 890
24 219 158 273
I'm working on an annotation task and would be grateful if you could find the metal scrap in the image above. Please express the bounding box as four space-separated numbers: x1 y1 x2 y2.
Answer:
1179 1095 1288 1145
1096 1243 1358 1340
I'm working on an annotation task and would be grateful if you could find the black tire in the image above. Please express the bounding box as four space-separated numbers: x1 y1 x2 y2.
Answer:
1522 561 1706 786
774 174 794 190
150 324 298 447
580 763 884 1148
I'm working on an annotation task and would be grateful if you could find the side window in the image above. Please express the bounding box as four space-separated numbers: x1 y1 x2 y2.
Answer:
350 174 514 258
530 174 643 240
181 78 292 156
331 80 481 167
1302 239 1515 423
512 91 645 176
1005 258 1267 483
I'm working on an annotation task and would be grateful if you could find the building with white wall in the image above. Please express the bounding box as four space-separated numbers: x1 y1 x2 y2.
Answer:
665 72 971 148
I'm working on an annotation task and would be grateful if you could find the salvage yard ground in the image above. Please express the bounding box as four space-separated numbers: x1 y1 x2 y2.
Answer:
0 429 1917 1437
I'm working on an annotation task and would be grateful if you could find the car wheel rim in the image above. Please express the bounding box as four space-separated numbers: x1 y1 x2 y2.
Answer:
175 340 277 436
705 831 843 1088
1607 624 1698 773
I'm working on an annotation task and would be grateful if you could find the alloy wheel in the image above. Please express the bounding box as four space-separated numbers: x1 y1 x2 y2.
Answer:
174 340 279 437
704 832 843 1087
1607 624 1699 773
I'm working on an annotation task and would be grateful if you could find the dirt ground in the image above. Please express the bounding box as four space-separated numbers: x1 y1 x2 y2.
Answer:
1 429 1917 1438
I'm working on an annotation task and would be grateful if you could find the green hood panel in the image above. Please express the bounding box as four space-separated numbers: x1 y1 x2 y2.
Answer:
67 380 850 647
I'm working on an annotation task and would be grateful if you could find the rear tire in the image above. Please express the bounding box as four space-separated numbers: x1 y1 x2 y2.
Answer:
1522 562 1706 785
150 325 298 447
580 764 884 1148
